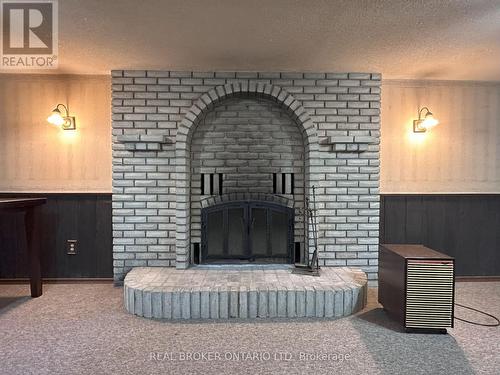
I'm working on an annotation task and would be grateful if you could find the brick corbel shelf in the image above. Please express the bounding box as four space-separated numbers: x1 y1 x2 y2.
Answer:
319 132 379 152
116 134 174 151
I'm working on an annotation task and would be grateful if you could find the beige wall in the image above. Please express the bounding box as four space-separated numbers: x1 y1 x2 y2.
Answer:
1 75 499 193
381 80 500 193
0 74 111 192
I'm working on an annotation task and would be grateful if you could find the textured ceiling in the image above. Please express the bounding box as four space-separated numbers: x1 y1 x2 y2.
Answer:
26 0 500 79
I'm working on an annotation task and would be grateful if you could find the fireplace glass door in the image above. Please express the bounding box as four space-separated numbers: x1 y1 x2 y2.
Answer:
201 201 293 263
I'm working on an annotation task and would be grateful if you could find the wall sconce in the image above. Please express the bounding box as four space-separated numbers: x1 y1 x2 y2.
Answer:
413 107 439 133
47 104 76 130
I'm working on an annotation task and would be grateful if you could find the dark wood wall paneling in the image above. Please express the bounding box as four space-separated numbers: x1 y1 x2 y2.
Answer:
0 193 112 278
380 194 500 276
2 193 499 278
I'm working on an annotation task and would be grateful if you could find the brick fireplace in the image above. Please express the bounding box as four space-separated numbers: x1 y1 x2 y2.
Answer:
112 71 381 285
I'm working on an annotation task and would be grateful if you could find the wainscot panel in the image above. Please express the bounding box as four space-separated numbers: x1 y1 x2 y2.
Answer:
0 193 112 278
380 194 500 276
2 193 497 278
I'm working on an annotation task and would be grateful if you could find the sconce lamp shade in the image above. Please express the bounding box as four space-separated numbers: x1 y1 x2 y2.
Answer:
47 108 65 126
47 104 76 130
421 112 439 129
414 107 439 133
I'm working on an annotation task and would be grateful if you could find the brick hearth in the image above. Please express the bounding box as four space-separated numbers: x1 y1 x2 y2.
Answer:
124 266 367 319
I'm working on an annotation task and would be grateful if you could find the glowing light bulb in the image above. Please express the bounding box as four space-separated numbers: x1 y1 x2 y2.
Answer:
421 113 439 130
47 109 65 126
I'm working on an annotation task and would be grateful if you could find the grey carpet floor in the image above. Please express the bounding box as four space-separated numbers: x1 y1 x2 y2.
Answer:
0 282 499 375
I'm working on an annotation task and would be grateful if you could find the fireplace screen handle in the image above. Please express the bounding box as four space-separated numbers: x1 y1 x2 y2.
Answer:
239 217 255 234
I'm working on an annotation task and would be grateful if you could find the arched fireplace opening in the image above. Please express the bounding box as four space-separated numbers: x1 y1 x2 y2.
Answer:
188 93 308 265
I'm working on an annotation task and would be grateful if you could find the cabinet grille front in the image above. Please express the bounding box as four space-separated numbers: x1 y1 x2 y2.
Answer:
405 260 454 329
378 244 455 333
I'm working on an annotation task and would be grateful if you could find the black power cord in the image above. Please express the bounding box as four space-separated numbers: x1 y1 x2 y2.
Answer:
454 302 500 327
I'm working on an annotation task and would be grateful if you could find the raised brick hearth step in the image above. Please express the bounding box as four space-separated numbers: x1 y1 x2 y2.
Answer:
124 266 367 320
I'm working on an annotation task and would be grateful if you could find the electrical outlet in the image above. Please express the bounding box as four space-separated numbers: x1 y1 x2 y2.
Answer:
67 240 77 255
